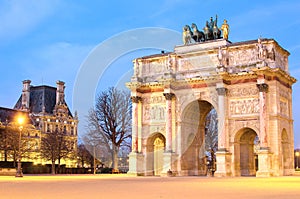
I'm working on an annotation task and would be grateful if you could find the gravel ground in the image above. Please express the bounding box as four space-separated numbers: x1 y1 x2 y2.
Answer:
0 174 300 199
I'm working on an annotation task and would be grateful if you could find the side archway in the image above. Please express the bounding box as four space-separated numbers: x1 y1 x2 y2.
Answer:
145 133 166 176
281 129 292 175
234 128 258 176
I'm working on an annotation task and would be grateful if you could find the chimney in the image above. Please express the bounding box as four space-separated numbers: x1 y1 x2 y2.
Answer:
21 80 31 110
56 81 65 105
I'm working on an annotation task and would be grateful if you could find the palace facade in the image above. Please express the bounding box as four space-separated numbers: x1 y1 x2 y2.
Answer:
0 80 78 167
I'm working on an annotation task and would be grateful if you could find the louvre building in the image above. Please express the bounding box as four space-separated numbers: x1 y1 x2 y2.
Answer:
0 80 78 167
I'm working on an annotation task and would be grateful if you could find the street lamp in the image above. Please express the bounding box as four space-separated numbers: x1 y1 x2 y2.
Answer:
295 151 300 169
16 116 24 177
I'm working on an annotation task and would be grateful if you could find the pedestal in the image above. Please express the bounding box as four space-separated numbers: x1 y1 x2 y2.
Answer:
127 152 144 176
161 152 178 176
214 150 232 177
256 148 272 177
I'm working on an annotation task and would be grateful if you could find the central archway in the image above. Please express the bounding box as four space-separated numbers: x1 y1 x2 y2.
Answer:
180 100 216 176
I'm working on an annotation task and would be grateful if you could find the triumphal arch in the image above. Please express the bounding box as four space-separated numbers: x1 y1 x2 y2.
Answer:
127 17 296 177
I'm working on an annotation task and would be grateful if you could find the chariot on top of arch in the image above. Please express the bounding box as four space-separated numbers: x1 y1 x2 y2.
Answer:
183 15 229 45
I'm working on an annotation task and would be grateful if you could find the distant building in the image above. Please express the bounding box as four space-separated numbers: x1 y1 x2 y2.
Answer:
0 80 78 167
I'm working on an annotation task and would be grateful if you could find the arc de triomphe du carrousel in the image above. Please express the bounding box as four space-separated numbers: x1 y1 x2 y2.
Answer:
126 16 296 177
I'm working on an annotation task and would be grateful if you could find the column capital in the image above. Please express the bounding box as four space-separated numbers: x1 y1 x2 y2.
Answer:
216 87 227 96
256 83 269 93
130 96 142 103
163 93 175 100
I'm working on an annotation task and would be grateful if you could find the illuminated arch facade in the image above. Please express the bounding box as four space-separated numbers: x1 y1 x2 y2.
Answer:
127 38 296 177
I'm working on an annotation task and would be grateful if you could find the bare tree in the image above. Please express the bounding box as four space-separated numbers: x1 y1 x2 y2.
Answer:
0 122 36 166
77 144 94 168
40 129 73 174
0 124 13 162
86 87 132 170
205 108 218 174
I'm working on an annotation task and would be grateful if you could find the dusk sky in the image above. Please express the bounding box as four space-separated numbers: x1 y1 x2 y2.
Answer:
0 0 299 147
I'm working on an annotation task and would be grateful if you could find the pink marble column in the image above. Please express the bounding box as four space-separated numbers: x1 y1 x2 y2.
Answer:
256 83 268 148
164 93 175 152
216 87 227 150
131 96 141 152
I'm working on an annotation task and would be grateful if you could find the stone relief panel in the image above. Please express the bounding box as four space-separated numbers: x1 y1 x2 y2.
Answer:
279 88 291 100
229 98 259 116
227 87 258 97
228 48 257 68
226 42 287 73
274 51 287 71
141 59 167 77
143 95 166 123
279 99 288 117
143 95 166 104
178 55 217 72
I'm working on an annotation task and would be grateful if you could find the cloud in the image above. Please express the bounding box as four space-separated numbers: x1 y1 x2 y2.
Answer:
0 0 60 41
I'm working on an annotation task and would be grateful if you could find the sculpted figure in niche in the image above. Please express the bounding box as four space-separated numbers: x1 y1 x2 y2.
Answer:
218 47 223 65
268 48 276 61
133 59 139 76
167 54 173 71
257 38 267 60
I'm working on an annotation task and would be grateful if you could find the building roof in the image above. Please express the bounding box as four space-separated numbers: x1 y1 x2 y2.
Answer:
14 85 72 117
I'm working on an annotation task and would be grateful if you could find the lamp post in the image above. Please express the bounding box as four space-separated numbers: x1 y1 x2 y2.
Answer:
295 151 300 169
93 145 96 175
15 116 24 177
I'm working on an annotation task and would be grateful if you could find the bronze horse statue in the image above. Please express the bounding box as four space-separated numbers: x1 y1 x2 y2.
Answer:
191 23 205 42
203 21 213 40
182 25 193 45
213 21 221 39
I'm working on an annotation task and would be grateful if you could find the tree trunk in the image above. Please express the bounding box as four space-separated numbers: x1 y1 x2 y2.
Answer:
112 145 119 170
51 161 56 174
58 157 61 174
4 150 7 162
13 151 16 167
81 159 84 167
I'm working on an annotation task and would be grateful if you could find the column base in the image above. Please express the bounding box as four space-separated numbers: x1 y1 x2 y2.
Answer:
256 148 272 177
160 152 178 176
214 150 232 177
127 152 144 176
